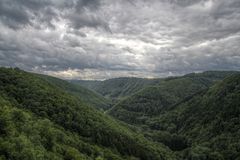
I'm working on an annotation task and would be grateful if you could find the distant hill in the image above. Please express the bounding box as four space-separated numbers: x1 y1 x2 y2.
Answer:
70 77 161 100
108 71 239 124
0 67 174 160
37 74 112 110
71 71 239 102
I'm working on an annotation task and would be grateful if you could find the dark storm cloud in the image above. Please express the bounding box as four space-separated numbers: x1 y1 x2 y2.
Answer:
0 0 52 29
0 0 239 79
0 0 107 30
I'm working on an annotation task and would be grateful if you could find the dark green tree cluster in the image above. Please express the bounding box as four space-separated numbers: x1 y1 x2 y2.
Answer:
0 96 119 160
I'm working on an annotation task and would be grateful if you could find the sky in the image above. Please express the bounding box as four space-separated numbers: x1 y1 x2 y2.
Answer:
0 0 240 80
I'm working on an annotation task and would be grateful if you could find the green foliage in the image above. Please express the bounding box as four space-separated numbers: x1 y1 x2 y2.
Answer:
71 77 160 100
0 96 138 160
0 67 174 160
37 74 111 110
72 71 237 102
109 75 218 125
1 67 239 160
144 131 189 151
148 74 240 159
0 99 90 160
107 71 240 159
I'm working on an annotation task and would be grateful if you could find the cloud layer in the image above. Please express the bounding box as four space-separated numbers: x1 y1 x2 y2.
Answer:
0 0 240 80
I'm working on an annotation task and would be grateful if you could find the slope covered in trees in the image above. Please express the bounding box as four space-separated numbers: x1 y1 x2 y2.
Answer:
108 71 238 125
0 68 174 160
104 72 240 159
71 77 160 100
0 95 123 160
37 74 111 110
72 71 238 102
1 68 239 160
145 74 240 159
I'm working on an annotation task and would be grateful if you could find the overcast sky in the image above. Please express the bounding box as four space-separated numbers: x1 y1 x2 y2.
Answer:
0 0 240 80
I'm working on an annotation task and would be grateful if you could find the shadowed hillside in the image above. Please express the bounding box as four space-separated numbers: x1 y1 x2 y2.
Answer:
108 71 239 124
109 73 240 159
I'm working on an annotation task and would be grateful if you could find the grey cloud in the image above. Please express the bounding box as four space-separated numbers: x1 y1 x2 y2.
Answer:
0 0 239 79
168 0 203 7
67 12 110 31
0 24 134 73
67 30 87 37
0 0 108 30
0 1 30 29
210 0 240 19
0 0 53 29
65 0 111 31
150 34 240 74
75 0 100 12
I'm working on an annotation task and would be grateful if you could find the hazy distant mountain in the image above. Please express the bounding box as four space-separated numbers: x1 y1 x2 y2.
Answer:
70 77 161 100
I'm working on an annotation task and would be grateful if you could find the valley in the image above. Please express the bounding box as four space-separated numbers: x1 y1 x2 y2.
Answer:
0 68 239 160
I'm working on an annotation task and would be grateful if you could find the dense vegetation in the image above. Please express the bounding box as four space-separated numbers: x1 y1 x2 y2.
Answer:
107 72 240 159
108 71 238 125
1 68 239 160
0 95 122 160
0 68 174 160
37 74 111 110
144 74 240 159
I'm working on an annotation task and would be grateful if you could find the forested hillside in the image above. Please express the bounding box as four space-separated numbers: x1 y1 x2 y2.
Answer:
108 71 238 124
144 74 240 159
72 71 238 102
0 95 122 160
71 77 160 100
1 68 239 160
0 68 174 160
37 74 111 110
108 73 240 159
